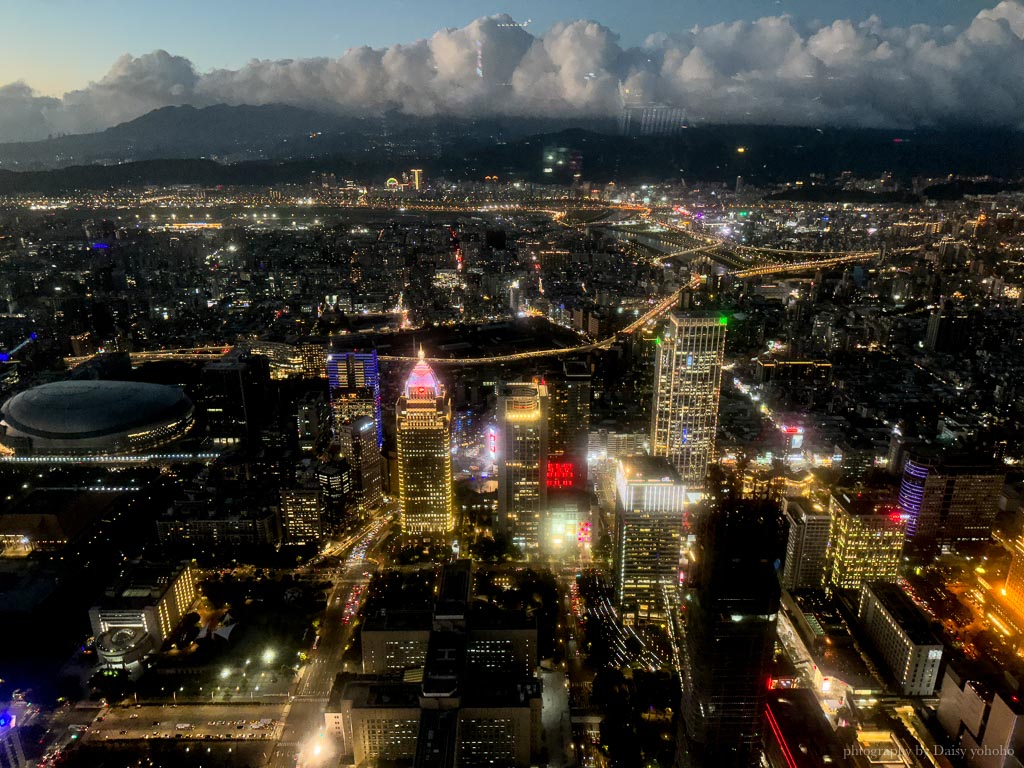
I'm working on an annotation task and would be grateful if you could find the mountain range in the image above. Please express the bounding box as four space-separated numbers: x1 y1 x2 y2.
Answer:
0 104 1022 195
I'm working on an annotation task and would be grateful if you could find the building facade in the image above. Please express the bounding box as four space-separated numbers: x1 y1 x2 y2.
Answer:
279 488 323 545
781 497 832 591
898 454 1005 549
825 491 905 592
0 715 26 768
614 456 688 623
327 350 383 448
396 351 454 538
88 562 197 647
338 415 383 516
651 313 727 487
679 502 782 768
496 381 549 553
548 360 591 458
858 583 943 697
937 663 1024 768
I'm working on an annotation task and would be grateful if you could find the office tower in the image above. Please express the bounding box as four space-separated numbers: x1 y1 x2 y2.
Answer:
396 350 454 538
858 583 943 697
338 415 383 515
898 453 1005 549
296 391 327 453
496 381 549 553
614 456 688 623
410 168 423 191
280 488 323 545
317 460 355 533
327 350 383 448
200 352 271 446
825 491 905 592
679 501 782 768
651 312 727 487
780 497 832 591
548 361 591 458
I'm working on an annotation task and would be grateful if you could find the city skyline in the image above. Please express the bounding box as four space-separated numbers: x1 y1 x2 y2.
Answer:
0 16 1022 761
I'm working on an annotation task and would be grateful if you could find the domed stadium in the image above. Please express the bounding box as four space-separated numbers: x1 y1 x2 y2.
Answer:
0 380 194 456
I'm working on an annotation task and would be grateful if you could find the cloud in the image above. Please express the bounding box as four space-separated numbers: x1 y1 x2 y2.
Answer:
3 4 1024 141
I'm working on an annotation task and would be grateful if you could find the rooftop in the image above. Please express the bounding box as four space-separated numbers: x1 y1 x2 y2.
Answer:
863 582 941 646
618 455 683 485
1 380 192 440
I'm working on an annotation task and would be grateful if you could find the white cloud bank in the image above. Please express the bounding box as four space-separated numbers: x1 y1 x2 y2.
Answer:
2 2 1024 141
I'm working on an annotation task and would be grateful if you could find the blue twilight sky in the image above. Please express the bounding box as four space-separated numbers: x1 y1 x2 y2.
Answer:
0 0 996 95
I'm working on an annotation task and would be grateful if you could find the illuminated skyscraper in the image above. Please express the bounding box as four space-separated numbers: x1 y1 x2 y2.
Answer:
327 350 383 448
396 350 454 538
824 490 905 592
496 381 549 553
614 456 689 623
651 313 727 487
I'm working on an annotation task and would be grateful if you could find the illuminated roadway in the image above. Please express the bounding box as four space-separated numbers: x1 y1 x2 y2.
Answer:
268 513 392 768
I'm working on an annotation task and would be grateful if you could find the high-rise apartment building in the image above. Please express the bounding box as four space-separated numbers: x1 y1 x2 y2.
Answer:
300 341 327 379
496 381 549 553
825 491 905 592
327 350 383 448
614 456 688 623
651 313 727 487
396 351 454 538
781 497 832 591
679 501 782 768
898 453 1005 549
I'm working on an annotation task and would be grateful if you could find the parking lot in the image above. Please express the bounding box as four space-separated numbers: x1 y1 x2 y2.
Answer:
83 703 286 743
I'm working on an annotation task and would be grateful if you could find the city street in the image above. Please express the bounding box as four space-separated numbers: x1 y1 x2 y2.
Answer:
542 668 575 768
267 512 392 768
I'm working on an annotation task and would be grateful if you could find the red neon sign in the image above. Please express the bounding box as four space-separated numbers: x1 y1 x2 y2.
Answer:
547 461 576 489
